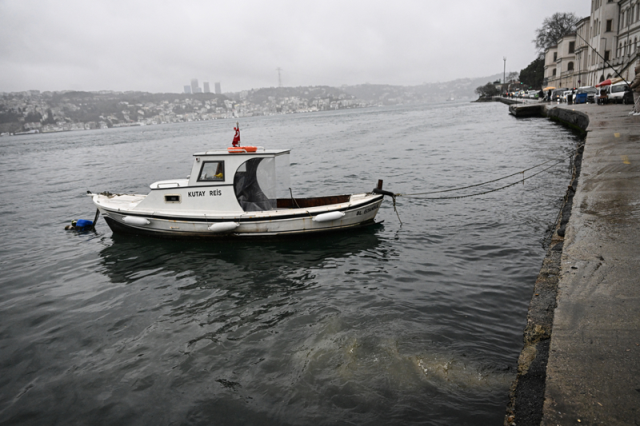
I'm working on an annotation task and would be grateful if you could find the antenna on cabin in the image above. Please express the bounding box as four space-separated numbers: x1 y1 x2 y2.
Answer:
276 67 283 87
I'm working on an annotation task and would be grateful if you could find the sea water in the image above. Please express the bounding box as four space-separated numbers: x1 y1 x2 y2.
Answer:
0 101 579 425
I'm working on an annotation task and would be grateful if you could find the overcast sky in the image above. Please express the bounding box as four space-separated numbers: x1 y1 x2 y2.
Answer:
0 0 590 94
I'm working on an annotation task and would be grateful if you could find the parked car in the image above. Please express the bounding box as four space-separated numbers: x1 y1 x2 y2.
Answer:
561 90 573 103
575 86 597 104
551 88 568 102
608 82 631 103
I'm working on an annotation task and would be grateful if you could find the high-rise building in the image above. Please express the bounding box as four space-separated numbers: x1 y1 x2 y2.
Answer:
203 82 211 93
184 85 192 94
191 79 199 94
215 82 221 94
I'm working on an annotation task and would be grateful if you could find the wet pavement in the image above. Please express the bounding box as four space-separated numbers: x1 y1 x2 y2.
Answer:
540 103 640 425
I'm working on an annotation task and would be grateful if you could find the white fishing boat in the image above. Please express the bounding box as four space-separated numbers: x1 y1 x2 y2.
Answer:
89 147 391 238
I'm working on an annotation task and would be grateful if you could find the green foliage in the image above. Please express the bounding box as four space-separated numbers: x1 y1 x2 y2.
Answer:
24 111 43 122
0 108 22 124
0 122 22 133
43 109 56 125
519 57 545 89
475 82 499 98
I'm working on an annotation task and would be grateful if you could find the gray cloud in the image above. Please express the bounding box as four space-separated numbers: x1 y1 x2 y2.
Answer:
0 0 590 93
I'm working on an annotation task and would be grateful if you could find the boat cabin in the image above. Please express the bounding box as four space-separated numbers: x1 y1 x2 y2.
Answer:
136 149 292 213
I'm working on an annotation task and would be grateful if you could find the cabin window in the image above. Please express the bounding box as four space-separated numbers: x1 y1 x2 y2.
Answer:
165 194 181 203
198 161 225 182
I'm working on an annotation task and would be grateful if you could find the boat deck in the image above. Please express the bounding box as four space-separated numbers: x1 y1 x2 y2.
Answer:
94 193 145 209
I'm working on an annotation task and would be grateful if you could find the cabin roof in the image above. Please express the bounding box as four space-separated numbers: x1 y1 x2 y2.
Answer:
193 148 290 156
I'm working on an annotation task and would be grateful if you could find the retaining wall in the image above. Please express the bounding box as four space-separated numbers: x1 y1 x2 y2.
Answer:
504 106 588 426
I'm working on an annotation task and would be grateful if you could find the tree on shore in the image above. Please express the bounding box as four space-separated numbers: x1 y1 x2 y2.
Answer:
534 12 580 53
519 57 545 89
475 82 499 99
505 71 519 83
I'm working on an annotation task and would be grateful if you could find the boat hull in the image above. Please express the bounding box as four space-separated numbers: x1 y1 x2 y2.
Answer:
103 216 380 238
94 193 384 238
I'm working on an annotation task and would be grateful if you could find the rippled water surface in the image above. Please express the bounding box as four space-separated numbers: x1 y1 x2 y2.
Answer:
0 102 579 425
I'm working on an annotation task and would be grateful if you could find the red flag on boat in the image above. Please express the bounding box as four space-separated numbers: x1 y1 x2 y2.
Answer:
232 123 240 147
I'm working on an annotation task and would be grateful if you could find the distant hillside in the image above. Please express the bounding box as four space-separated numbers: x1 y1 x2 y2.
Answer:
1 75 504 135
341 74 503 104
227 73 504 105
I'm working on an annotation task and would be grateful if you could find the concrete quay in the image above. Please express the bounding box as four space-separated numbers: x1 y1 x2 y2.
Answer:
505 102 640 425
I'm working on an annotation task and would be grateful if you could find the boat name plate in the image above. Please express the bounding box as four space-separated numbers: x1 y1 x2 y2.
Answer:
188 189 222 197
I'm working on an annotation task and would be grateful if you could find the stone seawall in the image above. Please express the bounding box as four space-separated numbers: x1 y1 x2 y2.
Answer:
504 106 588 426
495 98 590 136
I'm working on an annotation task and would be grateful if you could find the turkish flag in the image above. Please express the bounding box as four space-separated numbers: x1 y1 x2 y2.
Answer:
232 127 240 147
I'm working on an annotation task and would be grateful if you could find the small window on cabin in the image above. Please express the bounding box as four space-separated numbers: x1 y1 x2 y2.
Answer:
165 194 181 203
198 161 225 181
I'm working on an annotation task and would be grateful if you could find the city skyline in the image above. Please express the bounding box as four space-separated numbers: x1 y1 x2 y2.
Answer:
183 79 219 95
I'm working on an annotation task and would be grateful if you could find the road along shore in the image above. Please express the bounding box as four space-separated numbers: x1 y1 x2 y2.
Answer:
501 101 640 426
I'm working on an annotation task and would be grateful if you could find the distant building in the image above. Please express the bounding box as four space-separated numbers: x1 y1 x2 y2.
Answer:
191 79 200 94
543 0 640 89
215 82 221 94
184 85 192 94
203 82 211 93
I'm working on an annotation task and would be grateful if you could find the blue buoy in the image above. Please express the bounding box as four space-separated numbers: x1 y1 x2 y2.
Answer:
65 219 94 231
65 209 100 231
74 219 94 229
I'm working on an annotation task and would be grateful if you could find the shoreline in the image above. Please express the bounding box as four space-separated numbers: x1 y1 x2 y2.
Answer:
504 102 586 425
501 99 640 425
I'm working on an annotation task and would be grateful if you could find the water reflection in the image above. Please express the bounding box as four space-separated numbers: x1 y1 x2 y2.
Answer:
97 226 388 347
99 225 385 287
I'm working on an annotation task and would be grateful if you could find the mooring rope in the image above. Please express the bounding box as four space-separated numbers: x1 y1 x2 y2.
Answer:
391 195 403 225
395 144 584 201
397 160 564 200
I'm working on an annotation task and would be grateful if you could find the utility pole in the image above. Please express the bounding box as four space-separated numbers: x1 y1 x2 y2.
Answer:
502 56 507 93
276 67 282 88
503 57 506 85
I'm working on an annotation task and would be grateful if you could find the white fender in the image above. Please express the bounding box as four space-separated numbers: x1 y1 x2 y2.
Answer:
122 216 150 226
208 222 239 233
312 211 345 223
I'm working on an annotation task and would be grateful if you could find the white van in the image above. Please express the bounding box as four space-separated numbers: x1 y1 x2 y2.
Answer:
608 82 631 103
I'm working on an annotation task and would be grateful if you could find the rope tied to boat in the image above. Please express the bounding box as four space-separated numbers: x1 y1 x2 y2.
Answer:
393 144 584 201
391 194 403 226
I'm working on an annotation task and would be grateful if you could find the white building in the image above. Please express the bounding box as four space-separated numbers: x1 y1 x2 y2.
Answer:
544 0 640 89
